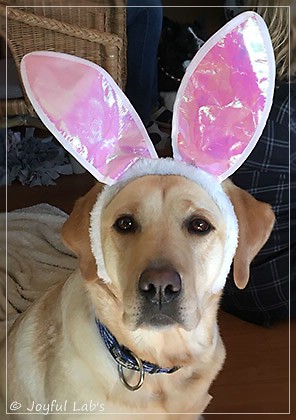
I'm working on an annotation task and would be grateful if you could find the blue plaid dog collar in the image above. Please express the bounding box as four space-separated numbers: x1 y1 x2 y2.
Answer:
96 319 180 391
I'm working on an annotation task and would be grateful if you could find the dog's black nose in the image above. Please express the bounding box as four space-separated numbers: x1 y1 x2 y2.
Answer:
138 269 182 305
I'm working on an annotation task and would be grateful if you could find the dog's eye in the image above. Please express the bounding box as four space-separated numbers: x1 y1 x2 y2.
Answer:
114 215 137 233
187 218 212 234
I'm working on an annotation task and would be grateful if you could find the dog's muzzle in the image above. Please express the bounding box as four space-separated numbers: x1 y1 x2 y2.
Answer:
138 267 183 327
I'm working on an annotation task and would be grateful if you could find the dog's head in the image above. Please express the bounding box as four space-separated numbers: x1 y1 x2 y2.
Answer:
161 17 204 57
61 165 274 336
158 17 204 91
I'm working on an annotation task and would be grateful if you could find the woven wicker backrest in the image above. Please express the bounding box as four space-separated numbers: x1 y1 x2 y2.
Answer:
0 0 126 118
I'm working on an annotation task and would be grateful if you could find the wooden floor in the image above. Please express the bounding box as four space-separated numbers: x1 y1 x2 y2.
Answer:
1 173 295 418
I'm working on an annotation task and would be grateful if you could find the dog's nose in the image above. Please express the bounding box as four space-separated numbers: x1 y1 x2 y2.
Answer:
138 269 182 305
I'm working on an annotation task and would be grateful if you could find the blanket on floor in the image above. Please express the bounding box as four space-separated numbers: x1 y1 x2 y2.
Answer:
0 204 78 341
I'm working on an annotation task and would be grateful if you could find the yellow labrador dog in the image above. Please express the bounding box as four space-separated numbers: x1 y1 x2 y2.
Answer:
1 171 274 420
6 13 276 417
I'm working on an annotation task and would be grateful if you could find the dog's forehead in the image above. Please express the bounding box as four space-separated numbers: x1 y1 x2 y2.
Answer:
101 175 222 217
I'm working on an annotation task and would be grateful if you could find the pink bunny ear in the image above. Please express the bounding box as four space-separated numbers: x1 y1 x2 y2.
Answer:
21 51 157 185
172 12 275 181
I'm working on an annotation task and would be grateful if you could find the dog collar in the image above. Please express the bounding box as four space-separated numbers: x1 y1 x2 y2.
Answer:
96 319 179 391
158 57 182 82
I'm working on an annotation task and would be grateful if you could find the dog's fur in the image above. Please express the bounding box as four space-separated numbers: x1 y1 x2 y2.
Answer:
1 176 274 419
158 17 204 110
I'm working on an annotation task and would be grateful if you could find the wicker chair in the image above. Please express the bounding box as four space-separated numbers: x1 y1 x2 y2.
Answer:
0 0 127 127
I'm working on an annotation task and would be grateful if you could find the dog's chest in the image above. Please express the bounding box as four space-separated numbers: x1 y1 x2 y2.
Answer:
100 367 211 414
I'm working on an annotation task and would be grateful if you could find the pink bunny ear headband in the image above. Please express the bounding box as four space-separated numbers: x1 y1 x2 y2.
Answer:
20 11 275 292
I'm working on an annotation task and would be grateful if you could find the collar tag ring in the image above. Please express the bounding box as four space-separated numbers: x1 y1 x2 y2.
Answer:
118 351 145 391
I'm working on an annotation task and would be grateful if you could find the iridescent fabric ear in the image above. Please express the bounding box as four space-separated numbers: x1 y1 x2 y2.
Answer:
21 52 157 185
172 12 275 181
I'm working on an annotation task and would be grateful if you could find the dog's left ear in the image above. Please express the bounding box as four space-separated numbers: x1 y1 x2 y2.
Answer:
61 183 104 282
222 179 275 289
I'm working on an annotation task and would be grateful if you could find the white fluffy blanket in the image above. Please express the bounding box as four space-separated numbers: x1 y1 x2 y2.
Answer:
0 204 78 341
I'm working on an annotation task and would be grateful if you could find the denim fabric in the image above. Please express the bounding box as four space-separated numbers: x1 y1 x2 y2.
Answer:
126 1 163 123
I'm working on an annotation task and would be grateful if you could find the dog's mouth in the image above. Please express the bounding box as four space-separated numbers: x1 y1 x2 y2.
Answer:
137 305 183 329
142 313 176 327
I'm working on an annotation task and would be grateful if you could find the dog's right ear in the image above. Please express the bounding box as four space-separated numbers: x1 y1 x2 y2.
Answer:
61 183 104 282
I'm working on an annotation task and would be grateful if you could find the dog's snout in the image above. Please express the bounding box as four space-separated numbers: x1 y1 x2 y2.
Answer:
138 269 182 305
